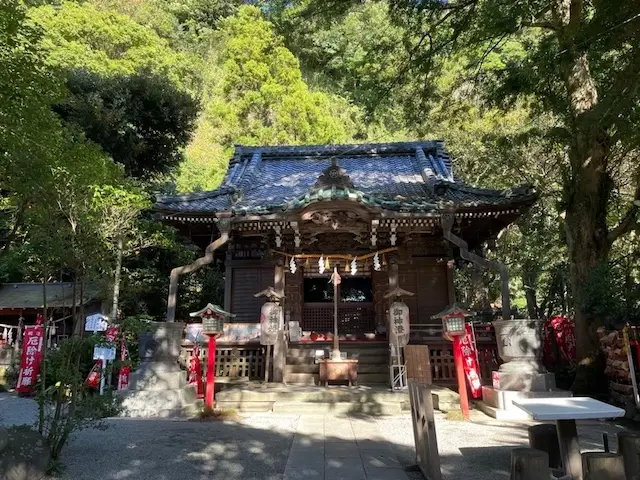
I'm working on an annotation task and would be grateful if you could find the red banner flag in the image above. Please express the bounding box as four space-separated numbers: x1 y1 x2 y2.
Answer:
16 326 45 393
116 337 130 391
105 325 120 343
460 324 482 399
117 366 131 390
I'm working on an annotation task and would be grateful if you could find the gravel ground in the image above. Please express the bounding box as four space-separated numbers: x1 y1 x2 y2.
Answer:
376 410 631 480
0 393 635 480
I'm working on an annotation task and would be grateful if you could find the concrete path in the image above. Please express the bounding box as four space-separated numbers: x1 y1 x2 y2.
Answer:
1 392 638 480
284 415 407 480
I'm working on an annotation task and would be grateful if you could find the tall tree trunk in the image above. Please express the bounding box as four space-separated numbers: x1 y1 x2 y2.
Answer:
552 0 613 394
522 269 539 319
555 0 607 354
111 236 123 322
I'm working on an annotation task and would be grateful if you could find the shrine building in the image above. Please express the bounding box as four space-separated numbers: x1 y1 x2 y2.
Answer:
155 141 536 385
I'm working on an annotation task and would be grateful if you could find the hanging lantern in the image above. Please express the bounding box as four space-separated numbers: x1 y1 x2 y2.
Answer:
344 262 349 274
325 257 330 271
382 254 387 267
318 255 325 274
305 258 310 268
289 257 297 274
373 252 381 271
350 257 357 275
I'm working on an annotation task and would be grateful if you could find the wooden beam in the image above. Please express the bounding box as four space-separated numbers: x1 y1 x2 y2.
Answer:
272 260 286 383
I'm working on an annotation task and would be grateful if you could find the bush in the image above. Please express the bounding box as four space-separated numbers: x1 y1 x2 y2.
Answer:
118 314 154 370
36 336 121 461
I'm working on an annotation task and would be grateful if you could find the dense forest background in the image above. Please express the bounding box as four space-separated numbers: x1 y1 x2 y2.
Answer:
2 1 639 370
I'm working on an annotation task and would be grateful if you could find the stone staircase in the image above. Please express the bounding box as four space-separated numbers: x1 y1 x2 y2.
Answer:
285 342 389 386
215 383 409 415
119 360 201 418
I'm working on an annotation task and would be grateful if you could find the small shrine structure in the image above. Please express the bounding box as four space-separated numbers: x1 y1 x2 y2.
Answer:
156 141 536 385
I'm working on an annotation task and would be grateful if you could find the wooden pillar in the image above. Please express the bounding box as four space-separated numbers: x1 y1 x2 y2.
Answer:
617 431 640 480
273 261 286 383
556 420 583 480
510 448 549 480
582 452 625 480
386 257 399 335
224 250 232 313
528 423 562 470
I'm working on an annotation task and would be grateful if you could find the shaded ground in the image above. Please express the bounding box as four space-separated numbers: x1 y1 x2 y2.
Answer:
0 392 634 480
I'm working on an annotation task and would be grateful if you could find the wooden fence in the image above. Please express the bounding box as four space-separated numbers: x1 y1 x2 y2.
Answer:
181 344 266 380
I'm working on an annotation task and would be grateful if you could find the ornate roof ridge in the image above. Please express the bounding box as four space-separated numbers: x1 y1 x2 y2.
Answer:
436 181 536 199
229 140 444 163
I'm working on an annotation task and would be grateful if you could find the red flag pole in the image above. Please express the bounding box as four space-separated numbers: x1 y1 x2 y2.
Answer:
205 334 216 410
453 335 470 420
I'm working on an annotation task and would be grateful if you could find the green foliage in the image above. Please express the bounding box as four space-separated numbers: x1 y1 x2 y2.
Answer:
175 5 360 191
29 1 201 92
212 5 353 145
37 336 121 460
118 314 154 369
56 70 200 178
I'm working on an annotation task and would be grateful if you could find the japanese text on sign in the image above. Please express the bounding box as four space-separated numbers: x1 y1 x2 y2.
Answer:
16 326 44 393
93 345 116 361
389 301 410 347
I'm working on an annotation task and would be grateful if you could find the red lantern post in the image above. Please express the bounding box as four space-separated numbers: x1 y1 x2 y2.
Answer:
205 334 216 409
433 304 474 421
190 303 235 410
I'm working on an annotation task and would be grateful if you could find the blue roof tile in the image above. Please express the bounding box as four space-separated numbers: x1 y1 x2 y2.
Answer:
156 141 535 216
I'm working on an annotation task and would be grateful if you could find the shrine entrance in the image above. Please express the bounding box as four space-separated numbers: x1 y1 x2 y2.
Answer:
301 274 375 337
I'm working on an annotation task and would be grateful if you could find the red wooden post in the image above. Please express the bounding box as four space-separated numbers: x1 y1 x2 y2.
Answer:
453 335 470 420
206 335 216 409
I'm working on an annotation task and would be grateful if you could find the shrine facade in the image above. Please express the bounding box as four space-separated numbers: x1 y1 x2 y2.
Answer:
156 141 536 384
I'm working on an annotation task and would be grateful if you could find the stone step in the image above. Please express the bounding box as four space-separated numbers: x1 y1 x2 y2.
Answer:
287 346 389 357
474 401 531 421
285 373 319 385
216 385 406 403
215 400 274 412
430 385 461 413
284 372 390 386
272 401 402 415
128 361 186 391
286 355 388 365
285 364 388 374
119 386 197 417
129 371 186 391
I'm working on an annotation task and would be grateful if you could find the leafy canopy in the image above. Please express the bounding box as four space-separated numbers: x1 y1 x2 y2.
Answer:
56 70 200 178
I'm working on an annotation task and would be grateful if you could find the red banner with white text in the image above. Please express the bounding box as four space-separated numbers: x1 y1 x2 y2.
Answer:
459 324 482 399
16 326 45 393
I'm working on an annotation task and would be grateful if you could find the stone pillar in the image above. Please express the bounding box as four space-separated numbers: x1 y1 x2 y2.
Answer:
151 321 186 361
479 319 571 420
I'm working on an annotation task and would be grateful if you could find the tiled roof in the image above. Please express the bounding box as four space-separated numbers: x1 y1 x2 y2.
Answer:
0 283 102 309
156 141 536 216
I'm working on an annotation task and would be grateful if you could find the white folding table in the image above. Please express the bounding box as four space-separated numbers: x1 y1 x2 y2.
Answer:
513 397 625 480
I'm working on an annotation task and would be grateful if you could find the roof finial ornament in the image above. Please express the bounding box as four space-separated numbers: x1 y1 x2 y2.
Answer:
315 158 355 190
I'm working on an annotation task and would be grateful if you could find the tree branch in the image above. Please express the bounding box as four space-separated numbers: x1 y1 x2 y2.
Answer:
521 21 557 30
608 181 640 244
0 200 26 258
